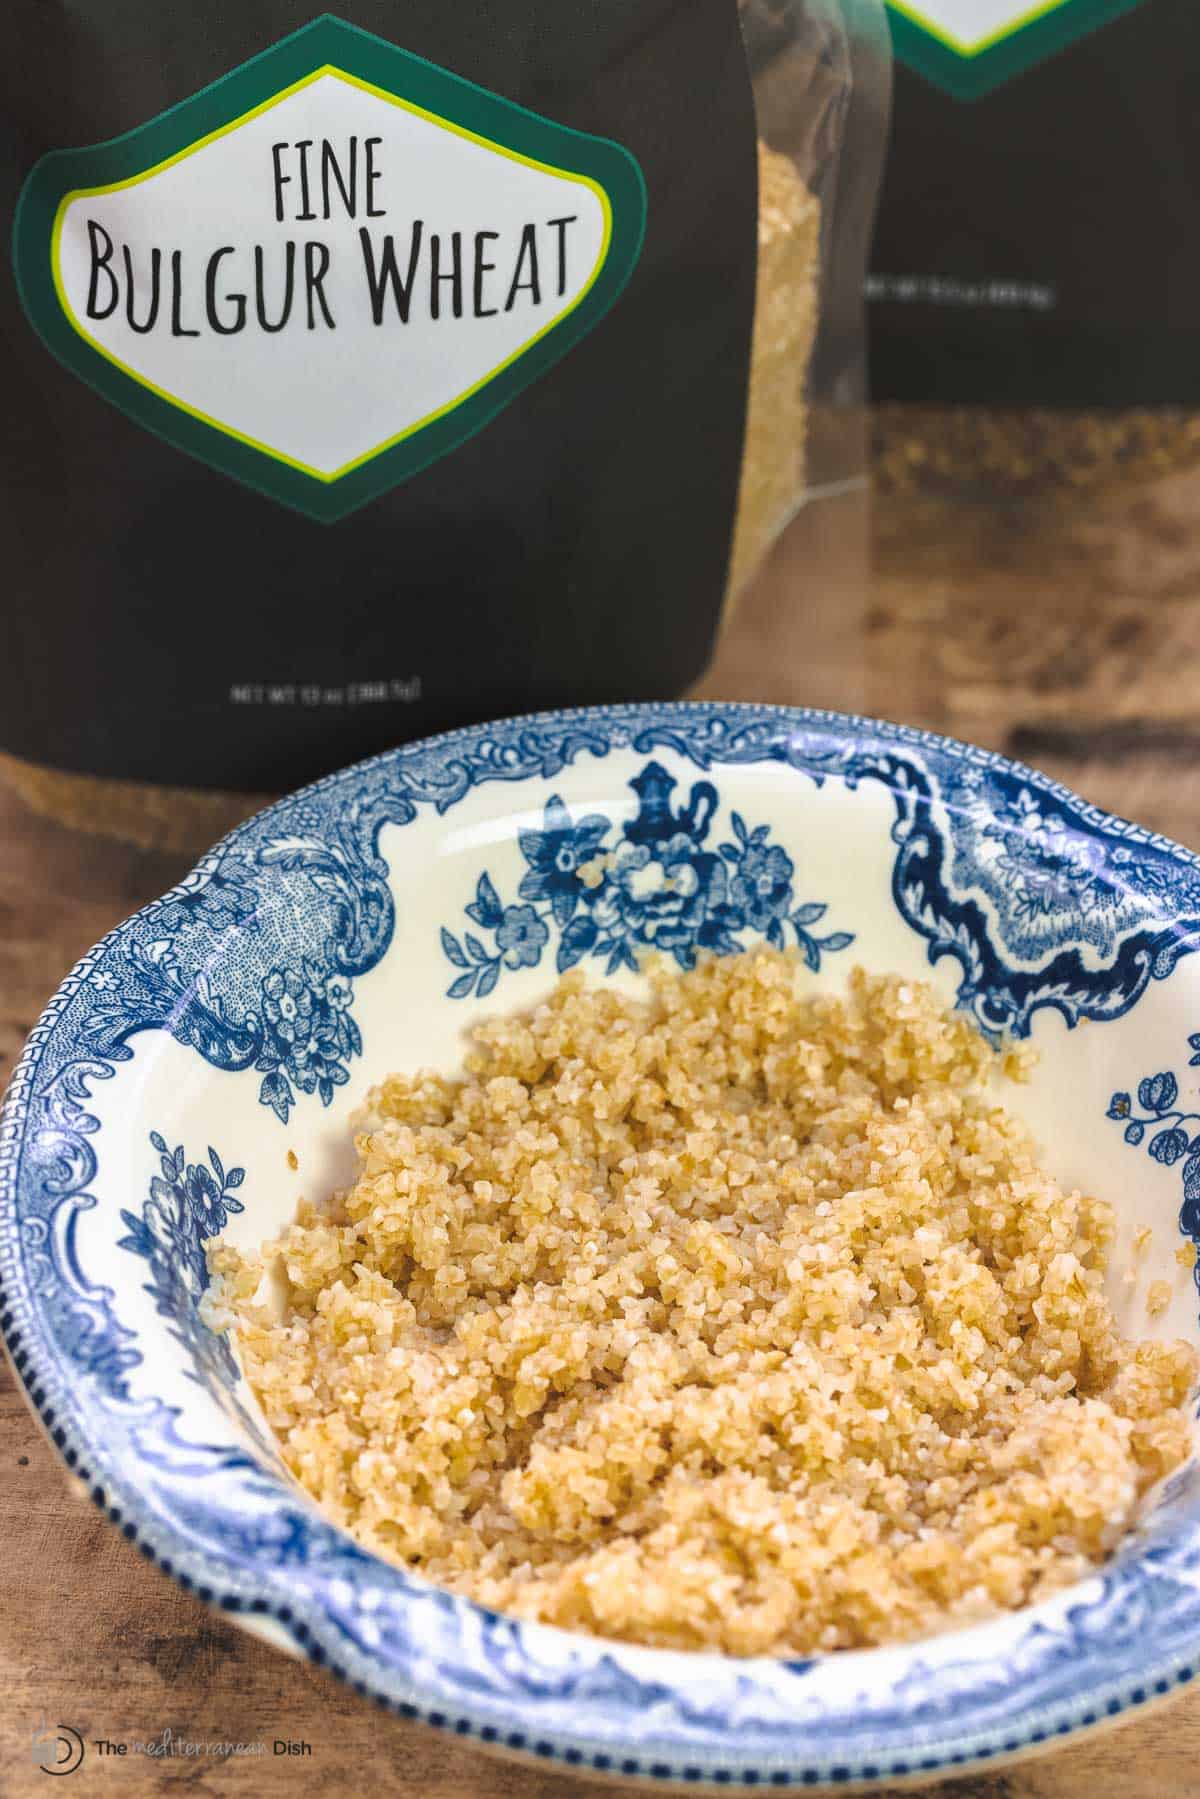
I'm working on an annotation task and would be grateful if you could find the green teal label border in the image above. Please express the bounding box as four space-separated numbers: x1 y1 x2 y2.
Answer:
886 0 1148 99
12 13 648 522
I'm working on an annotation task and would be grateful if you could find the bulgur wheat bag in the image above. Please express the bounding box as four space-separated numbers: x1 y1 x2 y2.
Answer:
2 0 888 836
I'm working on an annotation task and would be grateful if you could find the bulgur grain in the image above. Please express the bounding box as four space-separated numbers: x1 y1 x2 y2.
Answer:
1147 1281 1173 1318
204 954 1198 1656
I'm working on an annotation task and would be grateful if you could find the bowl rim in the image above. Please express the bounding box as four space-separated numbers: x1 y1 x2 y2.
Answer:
4 696 1200 1789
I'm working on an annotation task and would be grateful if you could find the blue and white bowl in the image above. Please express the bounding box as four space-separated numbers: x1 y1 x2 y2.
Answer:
4 701 1200 1789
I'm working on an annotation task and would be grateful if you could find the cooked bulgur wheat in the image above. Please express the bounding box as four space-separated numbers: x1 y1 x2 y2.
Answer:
1148 1281 1173 1318
204 953 1198 1655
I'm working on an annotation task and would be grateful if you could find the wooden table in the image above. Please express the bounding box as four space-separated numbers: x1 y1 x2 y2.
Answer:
5 469 1200 1795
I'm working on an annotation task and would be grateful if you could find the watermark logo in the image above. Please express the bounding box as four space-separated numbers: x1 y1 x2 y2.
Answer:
30 1722 85 1777
30 1718 312 1768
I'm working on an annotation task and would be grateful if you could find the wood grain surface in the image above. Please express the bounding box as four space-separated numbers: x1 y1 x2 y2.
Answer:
5 473 1200 1796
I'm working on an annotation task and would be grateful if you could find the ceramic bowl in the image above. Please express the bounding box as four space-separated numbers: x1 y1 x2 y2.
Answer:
5 701 1200 1790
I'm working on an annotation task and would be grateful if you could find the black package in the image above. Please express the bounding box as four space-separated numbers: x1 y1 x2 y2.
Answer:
3 2 887 803
5 2 758 792
869 0 1200 412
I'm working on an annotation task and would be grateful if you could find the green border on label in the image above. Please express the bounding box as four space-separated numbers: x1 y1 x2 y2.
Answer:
885 0 1148 98
12 13 648 521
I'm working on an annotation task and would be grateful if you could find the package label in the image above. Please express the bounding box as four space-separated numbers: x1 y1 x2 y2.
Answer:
886 0 1148 97
13 14 646 519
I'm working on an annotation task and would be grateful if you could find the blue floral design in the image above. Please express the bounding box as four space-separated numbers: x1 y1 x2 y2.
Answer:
440 761 854 997
982 786 1111 922
157 871 261 935
1108 1053 1200 1285
116 1134 246 1389
249 959 360 1122
729 840 794 930
495 905 551 970
517 795 609 925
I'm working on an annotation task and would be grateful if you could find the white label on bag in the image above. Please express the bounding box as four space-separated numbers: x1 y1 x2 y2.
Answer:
54 70 610 479
891 1 1071 52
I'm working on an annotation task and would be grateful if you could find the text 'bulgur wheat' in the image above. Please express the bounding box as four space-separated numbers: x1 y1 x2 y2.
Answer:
204 953 1198 1655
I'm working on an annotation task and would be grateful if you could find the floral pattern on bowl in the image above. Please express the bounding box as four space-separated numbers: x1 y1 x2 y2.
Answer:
440 764 854 998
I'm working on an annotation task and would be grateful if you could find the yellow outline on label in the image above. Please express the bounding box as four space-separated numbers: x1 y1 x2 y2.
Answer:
887 0 1072 56
49 65 614 485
